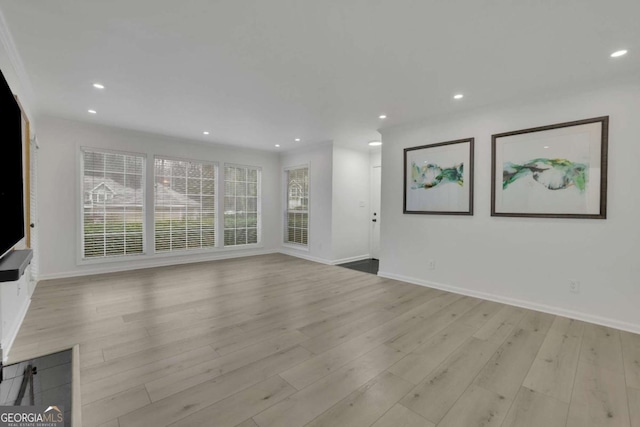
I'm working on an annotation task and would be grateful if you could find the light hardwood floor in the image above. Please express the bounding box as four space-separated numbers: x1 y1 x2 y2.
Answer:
8 253 640 427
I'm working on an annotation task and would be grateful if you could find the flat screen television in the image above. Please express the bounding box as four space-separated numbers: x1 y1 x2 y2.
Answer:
0 70 24 260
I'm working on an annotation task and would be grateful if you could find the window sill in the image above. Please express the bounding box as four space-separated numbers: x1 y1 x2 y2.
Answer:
78 244 264 266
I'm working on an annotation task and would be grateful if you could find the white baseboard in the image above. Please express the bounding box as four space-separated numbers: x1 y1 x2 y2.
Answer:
279 251 371 266
378 270 640 335
279 250 333 265
39 248 278 280
331 254 371 265
2 298 30 362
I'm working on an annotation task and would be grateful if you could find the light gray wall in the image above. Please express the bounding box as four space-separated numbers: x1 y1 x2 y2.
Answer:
35 116 281 279
331 146 371 262
379 79 640 333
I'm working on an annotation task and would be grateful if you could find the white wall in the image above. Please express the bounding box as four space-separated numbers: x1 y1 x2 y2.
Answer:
280 143 334 262
36 116 281 279
370 147 381 169
331 146 371 262
379 80 640 333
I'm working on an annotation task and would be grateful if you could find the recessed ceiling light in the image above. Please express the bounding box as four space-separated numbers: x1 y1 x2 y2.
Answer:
88 109 97 114
203 131 210 135
368 141 382 146
379 114 387 119
454 94 464 99
275 144 280 147
611 49 628 58
294 138 301 142
544 145 550 149
93 83 105 89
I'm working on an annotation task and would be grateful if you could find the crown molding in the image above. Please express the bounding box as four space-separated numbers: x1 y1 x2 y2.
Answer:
0 7 36 121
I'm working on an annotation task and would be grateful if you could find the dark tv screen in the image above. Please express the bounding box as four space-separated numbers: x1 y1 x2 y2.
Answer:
0 70 24 259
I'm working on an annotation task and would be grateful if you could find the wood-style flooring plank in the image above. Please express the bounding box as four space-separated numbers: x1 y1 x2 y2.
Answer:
399 337 502 424
566 361 630 427
474 325 546 399
253 345 405 427
629 387 640 427
145 330 308 402
370 404 434 427
168 375 296 427
304 371 413 427
82 385 150 427
435 384 511 427
580 323 625 374
6 253 639 427
119 345 311 427
621 331 640 389
501 387 569 427
522 319 583 403
279 292 459 390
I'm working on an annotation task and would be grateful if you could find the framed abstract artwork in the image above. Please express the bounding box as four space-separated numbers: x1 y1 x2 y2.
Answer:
404 138 474 215
491 116 608 219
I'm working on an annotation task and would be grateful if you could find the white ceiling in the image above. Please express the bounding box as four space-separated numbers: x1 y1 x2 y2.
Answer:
1 0 639 151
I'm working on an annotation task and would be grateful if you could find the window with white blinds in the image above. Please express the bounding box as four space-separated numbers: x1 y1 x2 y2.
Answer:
285 167 309 245
82 149 145 258
154 157 217 252
224 165 260 246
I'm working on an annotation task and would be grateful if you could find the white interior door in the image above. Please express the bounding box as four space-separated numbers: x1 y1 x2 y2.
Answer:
371 166 381 259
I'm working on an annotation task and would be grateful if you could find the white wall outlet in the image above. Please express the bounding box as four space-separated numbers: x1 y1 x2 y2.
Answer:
569 280 580 294
427 259 435 270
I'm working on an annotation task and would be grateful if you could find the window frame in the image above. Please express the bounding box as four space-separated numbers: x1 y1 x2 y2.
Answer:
78 147 147 263
283 164 310 249
223 163 262 248
153 155 219 254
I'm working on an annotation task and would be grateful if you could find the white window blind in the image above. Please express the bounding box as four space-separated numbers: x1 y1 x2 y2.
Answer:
82 149 145 258
224 165 260 246
285 167 309 245
154 157 216 252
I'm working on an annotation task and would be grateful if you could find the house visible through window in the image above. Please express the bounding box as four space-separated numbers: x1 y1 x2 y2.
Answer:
224 165 261 246
285 166 309 245
154 157 216 252
82 149 145 258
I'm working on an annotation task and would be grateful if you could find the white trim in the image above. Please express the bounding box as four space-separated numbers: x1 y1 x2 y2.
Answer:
71 345 82 427
278 251 370 266
39 248 278 280
153 153 219 167
377 270 640 336
281 242 309 252
2 298 30 362
279 250 333 265
332 254 371 265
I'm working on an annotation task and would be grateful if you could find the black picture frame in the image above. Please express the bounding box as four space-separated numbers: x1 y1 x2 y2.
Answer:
403 138 474 215
491 116 608 219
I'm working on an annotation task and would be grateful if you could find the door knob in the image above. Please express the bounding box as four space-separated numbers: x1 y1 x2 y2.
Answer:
372 219 377 222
